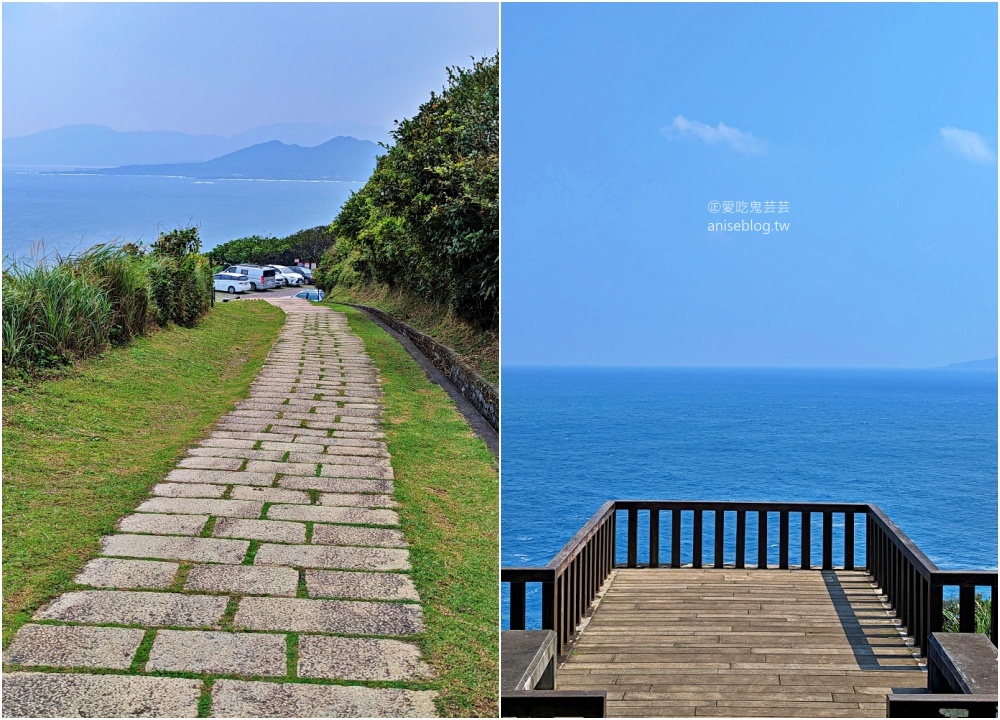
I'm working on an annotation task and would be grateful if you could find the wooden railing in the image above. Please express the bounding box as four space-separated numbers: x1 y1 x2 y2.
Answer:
502 500 997 656
502 501 616 653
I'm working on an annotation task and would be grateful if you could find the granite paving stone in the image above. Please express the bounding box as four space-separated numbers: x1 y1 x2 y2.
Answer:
279 476 394 494
147 630 287 676
267 503 399 526
3 624 146 669
102 534 250 564
35 590 229 627
310 524 407 548
213 431 296 443
254 543 409 571
2 673 202 718
288 452 391 467
187 447 285 461
305 569 420 600
298 635 431 681
246 460 320 475
153 482 227 498
318 492 397 508
117 512 209 536
213 517 307 543
230 485 311 504
185 564 299 596
177 456 245 471
210 679 437 718
136 497 263 518
74 557 180 589
319 463 393 480
165 469 275 486
233 596 424 635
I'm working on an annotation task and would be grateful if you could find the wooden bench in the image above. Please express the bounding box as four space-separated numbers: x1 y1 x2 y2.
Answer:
887 632 998 718
500 630 605 718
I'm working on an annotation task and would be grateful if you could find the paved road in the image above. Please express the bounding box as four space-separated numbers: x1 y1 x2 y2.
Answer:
3 301 437 718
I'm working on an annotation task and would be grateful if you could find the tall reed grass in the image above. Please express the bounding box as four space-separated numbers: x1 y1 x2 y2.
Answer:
2 237 213 376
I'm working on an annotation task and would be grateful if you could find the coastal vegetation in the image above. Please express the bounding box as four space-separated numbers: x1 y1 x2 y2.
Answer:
325 283 497 384
943 595 994 636
335 304 498 716
317 55 499 331
205 226 335 269
2 301 285 645
2 228 212 379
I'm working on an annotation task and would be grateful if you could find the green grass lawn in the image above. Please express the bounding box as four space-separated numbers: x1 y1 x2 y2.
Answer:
333 303 499 717
2 301 285 646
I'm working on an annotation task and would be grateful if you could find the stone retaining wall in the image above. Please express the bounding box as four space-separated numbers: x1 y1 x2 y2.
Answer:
347 304 499 431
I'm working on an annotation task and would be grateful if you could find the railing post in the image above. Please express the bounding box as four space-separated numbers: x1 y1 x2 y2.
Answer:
927 577 943 654
757 510 768 569
627 508 637 568
801 511 811 570
735 511 746 569
991 582 998 647
822 511 833 570
510 581 526 630
779 510 789 569
844 512 854 571
671 509 682 569
714 510 725 568
959 584 976 633
649 509 659 568
692 510 703 569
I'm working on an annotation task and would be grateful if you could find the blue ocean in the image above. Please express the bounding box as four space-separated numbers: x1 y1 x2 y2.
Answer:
2 170 359 264
501 367 998 628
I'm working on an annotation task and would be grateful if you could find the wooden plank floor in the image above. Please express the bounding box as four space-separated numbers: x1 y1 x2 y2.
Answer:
558 569 927 718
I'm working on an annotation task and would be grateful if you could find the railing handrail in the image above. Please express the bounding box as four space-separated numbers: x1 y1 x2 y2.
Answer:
546 500 616 574
931 569 999 586
614 499 869 513
501 567 555 583
866 503 940 580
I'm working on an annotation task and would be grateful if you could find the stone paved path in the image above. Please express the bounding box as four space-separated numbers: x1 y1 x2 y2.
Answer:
3 301 438 718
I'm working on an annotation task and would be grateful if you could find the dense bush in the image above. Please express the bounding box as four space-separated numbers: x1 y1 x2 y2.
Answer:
2 228 212 374
206 226 334 269
148 228 213 328
317 54 498 328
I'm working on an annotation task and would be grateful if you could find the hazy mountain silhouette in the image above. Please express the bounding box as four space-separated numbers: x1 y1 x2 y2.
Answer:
2 122 388 168
94 137 381 181
943 357 998 371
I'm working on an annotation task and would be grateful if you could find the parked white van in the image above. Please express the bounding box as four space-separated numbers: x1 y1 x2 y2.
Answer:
223 264 277 291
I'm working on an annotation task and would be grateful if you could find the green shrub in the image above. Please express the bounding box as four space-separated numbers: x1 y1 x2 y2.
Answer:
148 228 213 328
320 54 498 329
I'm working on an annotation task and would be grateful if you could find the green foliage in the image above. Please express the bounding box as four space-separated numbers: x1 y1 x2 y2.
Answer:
942 594 993 635
319 54 498 329
147 228 213 328
206 226 334 269
2 228 213 374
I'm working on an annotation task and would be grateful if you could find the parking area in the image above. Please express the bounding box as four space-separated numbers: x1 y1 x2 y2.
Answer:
214 283 311 303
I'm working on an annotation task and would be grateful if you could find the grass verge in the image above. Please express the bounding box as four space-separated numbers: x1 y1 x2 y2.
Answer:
333 303 499 717
943 595 993 635
324 282 498 385
2 301 284 646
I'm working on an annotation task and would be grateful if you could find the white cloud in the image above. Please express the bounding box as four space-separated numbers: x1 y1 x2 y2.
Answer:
940 127 996 164
661 115 766 156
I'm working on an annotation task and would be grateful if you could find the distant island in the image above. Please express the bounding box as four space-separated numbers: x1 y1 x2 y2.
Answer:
79 136 382 182
943 356 998 371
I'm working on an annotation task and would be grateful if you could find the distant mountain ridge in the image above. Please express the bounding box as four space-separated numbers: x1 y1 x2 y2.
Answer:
944 356 997 371
2 122 388 168
89 136 381 182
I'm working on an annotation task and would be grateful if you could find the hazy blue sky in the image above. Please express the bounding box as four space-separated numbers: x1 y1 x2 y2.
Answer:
502 3 997 369
3 2 498 140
